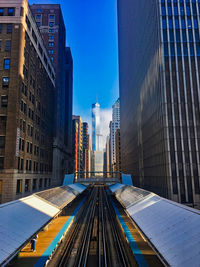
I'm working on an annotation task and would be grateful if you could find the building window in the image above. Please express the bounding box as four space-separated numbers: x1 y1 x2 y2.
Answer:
2 77 9 88
35 14 41 20
0 24 2 33
8 8 15 16
25 179 30 192
0 136 5 149
49 28 54 33
49 35 54 41
7 24 12 33
49 21 54 27
16 179 22 194
44 178 47 187
4 58 10 69
5 40 11 51
50 57 53 62
32 179 37 191
0 8 4 16
0 116 6 131
39 178 43 188
48 42 54 47
36 22 41 27
1 96 8 107
36 9 42 13
0 40 2 51
0 158 4 170
49 15 55 20
48 49 53 54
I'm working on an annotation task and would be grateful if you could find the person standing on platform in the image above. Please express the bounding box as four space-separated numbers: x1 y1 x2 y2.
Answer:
31 234 38 252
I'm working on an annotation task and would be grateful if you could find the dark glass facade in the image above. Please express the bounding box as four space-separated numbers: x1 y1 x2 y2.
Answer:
118 0 200 207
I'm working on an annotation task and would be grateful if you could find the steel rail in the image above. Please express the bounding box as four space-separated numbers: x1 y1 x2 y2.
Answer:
103 189 127 267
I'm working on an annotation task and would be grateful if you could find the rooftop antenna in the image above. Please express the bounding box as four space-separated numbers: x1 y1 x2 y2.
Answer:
96 93 98 104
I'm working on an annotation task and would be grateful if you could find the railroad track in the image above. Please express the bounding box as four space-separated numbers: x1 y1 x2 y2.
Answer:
54 185 137 267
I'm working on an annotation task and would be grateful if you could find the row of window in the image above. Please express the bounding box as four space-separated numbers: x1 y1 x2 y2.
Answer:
162 16 199 29
164 41 200 56
16 177 51 194
35 14 55 21
162 1 200 15
25 19 55 81
163 29 200 42
0 40 11 52
0 7 15 16
17 157 51 173
19 119 46 143
0 24 13 34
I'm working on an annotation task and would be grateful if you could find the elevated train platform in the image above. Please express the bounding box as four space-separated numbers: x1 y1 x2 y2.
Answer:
0 173 200 267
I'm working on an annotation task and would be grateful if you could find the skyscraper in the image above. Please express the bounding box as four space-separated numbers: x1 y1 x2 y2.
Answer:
91 103 103 173
110 98 120 171
0 0 55 203
92 103 102 151
118 0 200 207
30 4 73 186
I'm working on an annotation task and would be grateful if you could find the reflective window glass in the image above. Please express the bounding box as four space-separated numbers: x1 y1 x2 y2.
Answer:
175 19 179 29
176 30 181 42
177 43 181 56
196 42 200 56
183 43 188 56
190 43 194 56
169 18 173 29
162 19 167 29
181 19 186 29
162 5 166 16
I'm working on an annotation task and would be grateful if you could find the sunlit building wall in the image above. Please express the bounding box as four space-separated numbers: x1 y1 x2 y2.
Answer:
110 98 120 171
118 0 200 207
0 0 55 203
72 116 83 175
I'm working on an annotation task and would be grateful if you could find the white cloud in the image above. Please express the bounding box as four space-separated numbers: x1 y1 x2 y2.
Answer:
100 108 112 149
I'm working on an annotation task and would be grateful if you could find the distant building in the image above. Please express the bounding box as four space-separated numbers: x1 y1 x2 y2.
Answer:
118 0 200 207
115 129 121 173
104 136 111 177
110 98 120 171
30 4 73 186
64 47 73 173
72 116 83 175
0 0 55 203
82 122 91 177
92 151 104 175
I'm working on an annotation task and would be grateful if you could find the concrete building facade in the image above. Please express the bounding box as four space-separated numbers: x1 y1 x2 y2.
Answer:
118 0 200 207
72 115 83 176
0 0 55 203
110 98 120 171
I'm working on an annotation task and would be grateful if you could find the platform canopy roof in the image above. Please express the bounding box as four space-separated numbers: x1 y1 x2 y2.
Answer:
0 183 87 266
110 183 200 267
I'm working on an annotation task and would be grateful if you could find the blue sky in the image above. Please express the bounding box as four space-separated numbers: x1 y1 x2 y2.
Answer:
29 0 119 127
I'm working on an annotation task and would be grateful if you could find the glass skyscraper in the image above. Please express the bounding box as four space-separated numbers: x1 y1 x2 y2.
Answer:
118 0 200 207
91 103 103 173
92 103 102 151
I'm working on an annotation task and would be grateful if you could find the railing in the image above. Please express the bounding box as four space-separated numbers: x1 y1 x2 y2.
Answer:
74 171 122 183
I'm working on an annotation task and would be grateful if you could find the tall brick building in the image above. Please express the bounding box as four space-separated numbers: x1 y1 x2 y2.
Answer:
0 0 55 203
30 4 73 185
